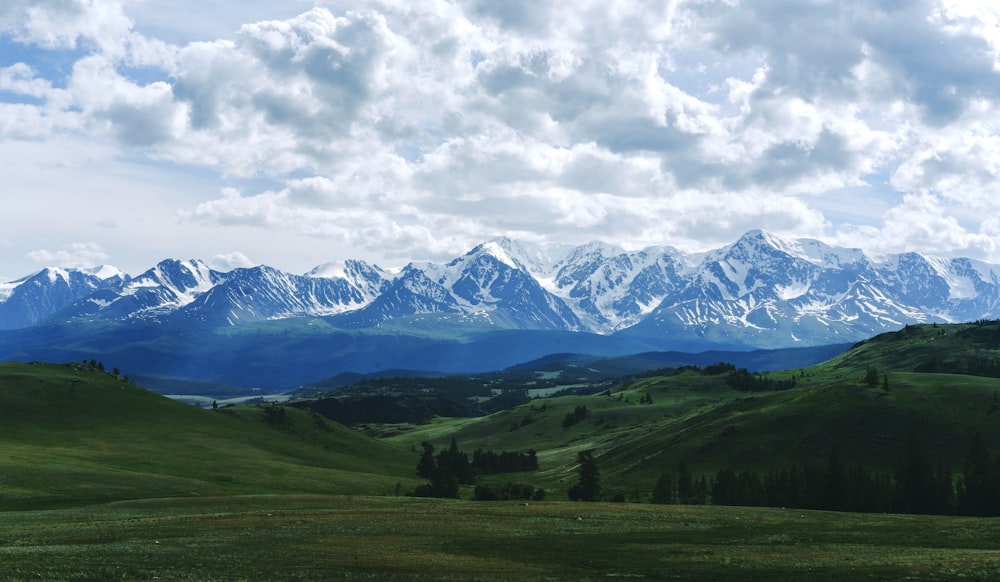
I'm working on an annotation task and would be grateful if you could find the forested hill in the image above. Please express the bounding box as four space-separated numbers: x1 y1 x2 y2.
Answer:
385 322 1000 515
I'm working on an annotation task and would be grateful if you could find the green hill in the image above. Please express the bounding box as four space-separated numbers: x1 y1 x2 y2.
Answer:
386 322 1000 500
0 361 418 509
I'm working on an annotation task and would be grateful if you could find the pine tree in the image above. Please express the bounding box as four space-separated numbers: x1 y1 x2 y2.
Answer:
677 461 695 504
895 430 931 514
416 442 436 479
571 450 601 502
959 433 994 516
652 472 674 504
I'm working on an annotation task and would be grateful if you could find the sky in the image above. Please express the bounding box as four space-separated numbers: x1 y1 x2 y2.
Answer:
3 0 1000 279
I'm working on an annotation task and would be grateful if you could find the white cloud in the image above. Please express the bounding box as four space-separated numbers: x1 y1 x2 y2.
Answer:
27 241 108 268
208 251 255 272
4 0 1000 274
0 0 131 52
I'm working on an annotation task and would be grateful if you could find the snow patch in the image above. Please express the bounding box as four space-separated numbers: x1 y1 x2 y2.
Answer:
924 255 978 300
0 281 15 302
44 267 71 285
776 281 811 300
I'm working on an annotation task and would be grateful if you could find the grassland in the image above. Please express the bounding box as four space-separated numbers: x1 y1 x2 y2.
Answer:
5 495 1000 581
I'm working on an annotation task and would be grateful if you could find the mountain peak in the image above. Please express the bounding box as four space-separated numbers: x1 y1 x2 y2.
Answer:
471 241 522 270
81 265 126 280
727 230 867 268
38 267 72 285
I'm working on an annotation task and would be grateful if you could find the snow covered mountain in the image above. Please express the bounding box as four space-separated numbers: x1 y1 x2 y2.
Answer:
4 230 1000 349
179 262 389 326
621 231 1000 348
334 241 584 331
0 265 126 329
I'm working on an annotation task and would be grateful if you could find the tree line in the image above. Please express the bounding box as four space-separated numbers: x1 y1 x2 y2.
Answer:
642 431 1000 516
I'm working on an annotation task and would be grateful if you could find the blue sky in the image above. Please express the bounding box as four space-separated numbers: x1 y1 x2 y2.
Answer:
3 0 1000 279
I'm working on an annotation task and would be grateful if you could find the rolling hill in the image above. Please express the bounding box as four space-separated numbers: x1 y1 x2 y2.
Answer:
0 361 418 509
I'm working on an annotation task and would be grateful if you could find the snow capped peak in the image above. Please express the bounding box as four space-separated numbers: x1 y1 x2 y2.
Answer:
121 259 221 313
41 266 72 285
727 230 866 269
559 240 626 264
306 260 350 279
6 230 1000 347
473 241 521 270
486 237 575 276
82 265 126 280
727 229 794 257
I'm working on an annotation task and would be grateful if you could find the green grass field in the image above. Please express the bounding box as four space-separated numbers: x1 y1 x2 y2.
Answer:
3 495 1000 581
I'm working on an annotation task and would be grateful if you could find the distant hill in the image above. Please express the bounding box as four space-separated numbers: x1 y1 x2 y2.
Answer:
289 342 851 425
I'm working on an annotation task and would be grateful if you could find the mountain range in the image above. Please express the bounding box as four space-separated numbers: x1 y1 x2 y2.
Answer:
2 230 999 388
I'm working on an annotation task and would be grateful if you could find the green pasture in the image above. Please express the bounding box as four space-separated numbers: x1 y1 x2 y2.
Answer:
3 495 1000 581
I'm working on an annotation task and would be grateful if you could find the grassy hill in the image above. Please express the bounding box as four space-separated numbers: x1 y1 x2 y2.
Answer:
0 361 418 509
385 322 1000 500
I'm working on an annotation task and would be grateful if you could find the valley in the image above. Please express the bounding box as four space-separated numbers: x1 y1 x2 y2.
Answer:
3 322 1000 578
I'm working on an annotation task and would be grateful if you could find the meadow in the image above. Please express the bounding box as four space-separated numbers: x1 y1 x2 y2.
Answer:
4 495 1000 581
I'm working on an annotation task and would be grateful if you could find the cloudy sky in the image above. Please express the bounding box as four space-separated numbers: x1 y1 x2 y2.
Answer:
3 0 1000 279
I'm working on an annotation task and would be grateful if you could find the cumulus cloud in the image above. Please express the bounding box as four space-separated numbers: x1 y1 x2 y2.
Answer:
208 251 256 272
27 242 108 268
5 0 1000 268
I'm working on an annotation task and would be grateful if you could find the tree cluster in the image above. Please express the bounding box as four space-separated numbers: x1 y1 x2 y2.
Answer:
562 405 589 428
650 461 710 505
725 368 796 392
410 438 539 499
471 448 538 474
473 482 545 501
702 362 736 375
262 404 288 426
